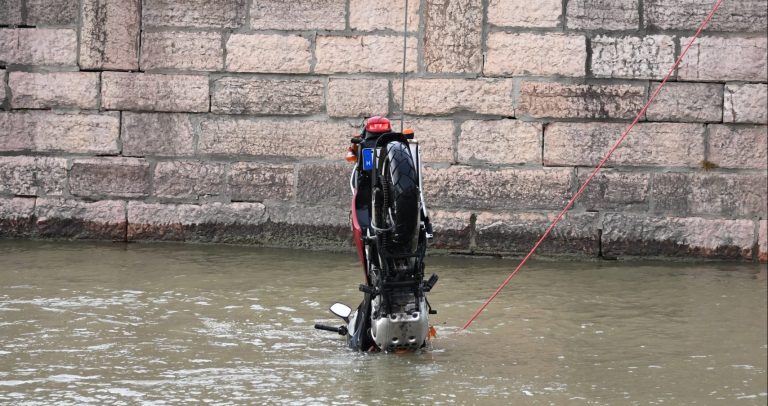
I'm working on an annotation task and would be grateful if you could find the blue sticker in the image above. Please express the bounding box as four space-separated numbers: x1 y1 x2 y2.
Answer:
362 148 374 171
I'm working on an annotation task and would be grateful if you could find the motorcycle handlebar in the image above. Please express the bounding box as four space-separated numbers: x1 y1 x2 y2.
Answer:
314 323 348 336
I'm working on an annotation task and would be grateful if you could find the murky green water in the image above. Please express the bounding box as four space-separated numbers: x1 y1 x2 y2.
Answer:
0 241 765 405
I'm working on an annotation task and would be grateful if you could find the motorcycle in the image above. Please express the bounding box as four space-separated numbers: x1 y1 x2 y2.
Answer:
314 116 438 352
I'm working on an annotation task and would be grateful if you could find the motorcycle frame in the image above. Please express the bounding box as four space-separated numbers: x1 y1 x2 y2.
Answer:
349 133 430 287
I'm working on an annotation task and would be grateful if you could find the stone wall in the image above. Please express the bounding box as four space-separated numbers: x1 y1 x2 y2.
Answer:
1 0 766 260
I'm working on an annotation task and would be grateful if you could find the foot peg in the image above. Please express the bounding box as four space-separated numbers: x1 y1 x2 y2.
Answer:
423 273 438 292
359 284 377 295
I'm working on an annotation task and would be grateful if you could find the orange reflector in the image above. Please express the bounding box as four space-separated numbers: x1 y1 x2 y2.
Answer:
345 146 357 163
403 128 414 136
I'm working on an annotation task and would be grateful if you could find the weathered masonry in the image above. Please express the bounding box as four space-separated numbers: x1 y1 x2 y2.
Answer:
0 0 766 260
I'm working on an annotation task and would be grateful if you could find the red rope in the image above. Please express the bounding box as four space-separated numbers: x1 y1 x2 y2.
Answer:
461 0 724 330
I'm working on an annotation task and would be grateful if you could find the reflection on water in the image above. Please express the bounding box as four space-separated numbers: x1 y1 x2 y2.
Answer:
0 241 765 405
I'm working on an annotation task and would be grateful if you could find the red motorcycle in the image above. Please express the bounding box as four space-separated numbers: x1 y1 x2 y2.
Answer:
315 116 438 352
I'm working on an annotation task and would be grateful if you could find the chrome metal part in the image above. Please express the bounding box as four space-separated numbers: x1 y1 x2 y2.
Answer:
370 296 429 351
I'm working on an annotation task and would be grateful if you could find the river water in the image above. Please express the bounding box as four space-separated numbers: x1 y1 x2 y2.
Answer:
0 241 765 405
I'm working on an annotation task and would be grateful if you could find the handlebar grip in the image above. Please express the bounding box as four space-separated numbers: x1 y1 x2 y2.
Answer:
314 324 348 336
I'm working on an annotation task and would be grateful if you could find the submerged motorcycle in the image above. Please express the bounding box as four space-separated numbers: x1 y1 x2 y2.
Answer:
314 116 438 352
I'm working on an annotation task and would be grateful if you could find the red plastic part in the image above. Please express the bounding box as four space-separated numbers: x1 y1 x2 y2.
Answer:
350 191 369 284
365 116 391 133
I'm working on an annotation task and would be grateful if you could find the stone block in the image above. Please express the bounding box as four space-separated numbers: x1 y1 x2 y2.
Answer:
544 122 705 167
423 166 572 210
35 113 119 153
327 78 389 118
424 0 483 73
458 119 541 165
297 163 348 207
487 0 561 28
0 197 35 238
350 0 419 31
0 28 77 66
485 33 586 77
566 0 639 30
475 211 600 256
263 203 351 249
199 117 354 159
315 35 418 74
228 162 294 202
601 213 755 259
518 81 646 119
0 1 22 25
645 0 768 32
153 161 227 201
759 220 767 262
645 82 723 122
79 0 140 70
143 0 246 28
652 172 767 218
9 71 99 110
723 83 768 124
0 156 67 196
211 77 323 115
395 78 515 116
0 111 120 154
0 69 5 105
127 201 267 242
101 72 209 112
35 198 126 240
591 35 675 79
225 34 311 74
141 31 223 71
266 203 348 228
575 169 650 211
678 36 768 82
26 0 78 25
0 112 34 151
405 119 455 163
707 125 768 169
121 112 195 157
251 0 345 30
70 158 150 199
428 210 472 250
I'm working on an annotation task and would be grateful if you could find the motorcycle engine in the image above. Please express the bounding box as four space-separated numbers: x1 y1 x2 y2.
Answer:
370 295 429 351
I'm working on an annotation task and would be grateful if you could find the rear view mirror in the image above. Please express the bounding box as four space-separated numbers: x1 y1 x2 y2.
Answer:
329 302 352 321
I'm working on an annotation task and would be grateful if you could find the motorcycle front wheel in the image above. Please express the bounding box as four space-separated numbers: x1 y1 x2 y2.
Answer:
377 141 420 254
